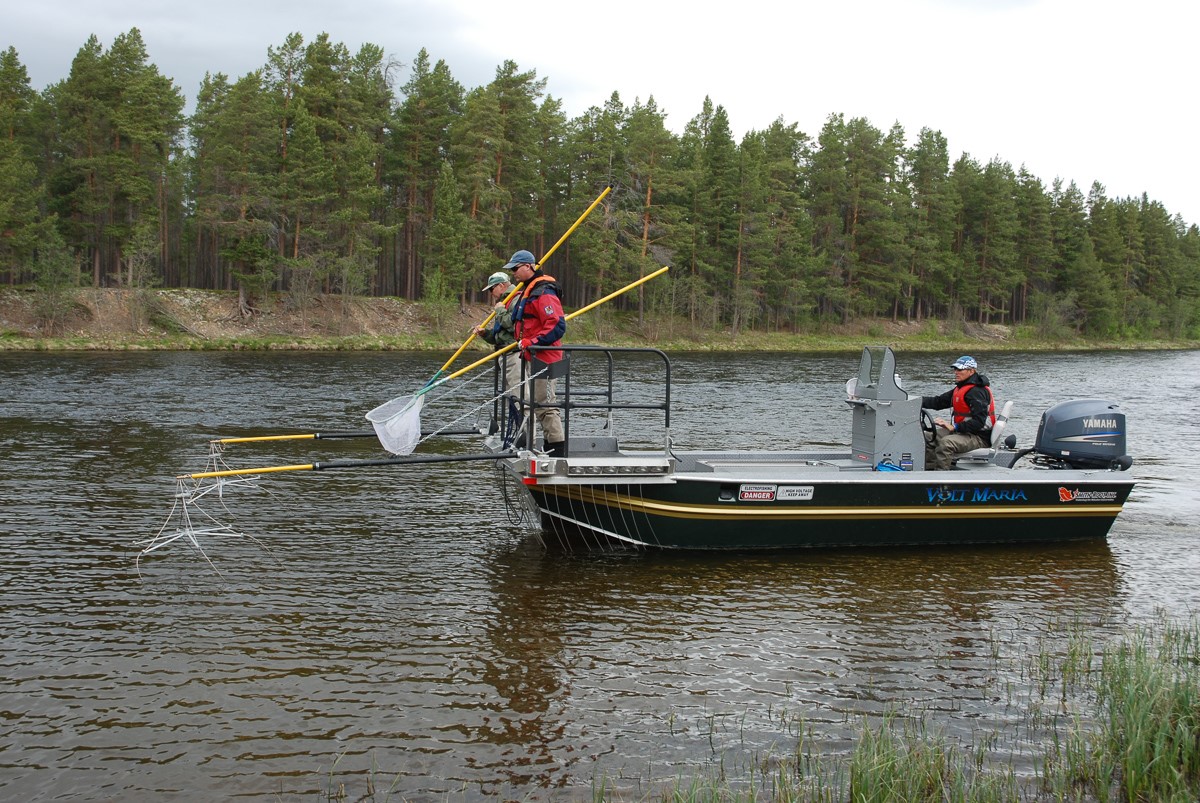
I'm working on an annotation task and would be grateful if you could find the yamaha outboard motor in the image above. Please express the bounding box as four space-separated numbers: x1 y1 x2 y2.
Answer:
1033 399 1131 470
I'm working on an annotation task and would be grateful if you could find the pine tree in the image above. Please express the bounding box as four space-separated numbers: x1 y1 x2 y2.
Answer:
0 137 41 282
424 159 469 325
701 104 739 326
808 115 906 321
1051 179 1116 335
0 47 35 144
754 118 813 331
621 96 681 324
0 47 41 283
481 61 547 251
451 86 506 262
564 91 626 307
670 97 716 324
805 113 851 320
44 30 183 288
46 35 111 286
903 128 959 321
845 121 908 319
1013 168 1054 324
387 49 463 298
973 159 1020 323
1138 196 1195 336
190 71 279 310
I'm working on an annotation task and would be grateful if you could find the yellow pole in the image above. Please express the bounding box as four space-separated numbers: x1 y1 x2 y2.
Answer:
563 265 670 323
213 434 317 444
430 184 612 381
180 464 315 480
186 264 669 478
431 265 670 387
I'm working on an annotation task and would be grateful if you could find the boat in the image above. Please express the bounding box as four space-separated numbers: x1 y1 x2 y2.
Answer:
485 345 1135 552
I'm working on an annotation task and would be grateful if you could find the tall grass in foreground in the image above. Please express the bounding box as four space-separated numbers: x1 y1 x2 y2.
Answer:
629 614 1200 802
1040 616 1200 802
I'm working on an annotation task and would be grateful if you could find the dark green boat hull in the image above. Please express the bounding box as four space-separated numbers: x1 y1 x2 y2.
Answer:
523 472 1134 551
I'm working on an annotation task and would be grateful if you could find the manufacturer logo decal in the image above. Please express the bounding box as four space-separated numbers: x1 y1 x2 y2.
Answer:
739 484 777 501
927 487 1029 503
1058 487 1118 502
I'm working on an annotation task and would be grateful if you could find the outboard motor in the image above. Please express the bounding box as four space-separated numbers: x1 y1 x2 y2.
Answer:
1033 399 1131 470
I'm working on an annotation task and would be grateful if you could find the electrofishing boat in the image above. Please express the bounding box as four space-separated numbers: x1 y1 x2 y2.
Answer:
487 345 1135 552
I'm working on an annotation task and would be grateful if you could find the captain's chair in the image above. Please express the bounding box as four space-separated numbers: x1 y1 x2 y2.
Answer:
954 400 1014 464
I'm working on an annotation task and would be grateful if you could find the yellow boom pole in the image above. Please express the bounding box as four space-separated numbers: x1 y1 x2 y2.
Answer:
181 265 669 479
430 265 670 387
428 184 612 383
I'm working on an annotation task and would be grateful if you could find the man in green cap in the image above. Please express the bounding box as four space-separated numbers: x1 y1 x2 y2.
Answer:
476 271 521 432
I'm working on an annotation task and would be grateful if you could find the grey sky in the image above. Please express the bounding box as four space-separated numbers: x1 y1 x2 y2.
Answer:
8 0 1197 225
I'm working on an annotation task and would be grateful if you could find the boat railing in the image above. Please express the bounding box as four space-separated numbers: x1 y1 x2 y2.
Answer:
490 345 672 457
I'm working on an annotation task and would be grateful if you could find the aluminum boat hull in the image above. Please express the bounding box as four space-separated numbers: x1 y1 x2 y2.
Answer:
509 450 1134 552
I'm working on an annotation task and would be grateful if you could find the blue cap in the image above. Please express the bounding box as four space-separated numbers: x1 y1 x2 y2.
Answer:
502 249 537 270
951 355 977 370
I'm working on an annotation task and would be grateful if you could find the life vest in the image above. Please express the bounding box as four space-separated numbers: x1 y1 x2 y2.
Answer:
952 383 996 429
513 273 565 363
517 274 558 305
514 273 562 335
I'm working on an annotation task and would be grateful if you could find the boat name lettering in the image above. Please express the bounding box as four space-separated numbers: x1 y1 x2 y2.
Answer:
1058 487 1118 502
777 485 815 501
1083 418 1117 430
738 484 777 501
926 487 1029 503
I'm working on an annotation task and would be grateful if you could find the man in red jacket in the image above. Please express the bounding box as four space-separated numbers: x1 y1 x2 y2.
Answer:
920 355 996 469
504 249 567 457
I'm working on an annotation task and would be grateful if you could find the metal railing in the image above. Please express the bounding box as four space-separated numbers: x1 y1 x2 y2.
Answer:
489 345 672 456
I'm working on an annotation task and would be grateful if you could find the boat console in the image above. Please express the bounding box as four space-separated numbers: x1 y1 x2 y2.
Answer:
844 347 926 470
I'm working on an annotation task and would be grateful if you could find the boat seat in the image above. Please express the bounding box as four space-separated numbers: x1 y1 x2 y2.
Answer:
954 400 1014 465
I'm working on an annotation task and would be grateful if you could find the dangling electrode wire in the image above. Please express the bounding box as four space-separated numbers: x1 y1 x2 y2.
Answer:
136 442 279 576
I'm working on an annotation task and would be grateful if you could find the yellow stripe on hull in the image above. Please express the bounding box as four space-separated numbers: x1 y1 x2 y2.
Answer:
533 484 1123 521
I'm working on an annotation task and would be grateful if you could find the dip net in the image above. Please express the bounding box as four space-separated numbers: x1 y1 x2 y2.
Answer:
365 393 424 455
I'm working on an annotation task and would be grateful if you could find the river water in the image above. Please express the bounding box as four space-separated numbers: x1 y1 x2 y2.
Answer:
1 348 1197 800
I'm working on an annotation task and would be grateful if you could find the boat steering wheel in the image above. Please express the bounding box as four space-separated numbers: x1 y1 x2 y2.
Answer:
921 409 938 445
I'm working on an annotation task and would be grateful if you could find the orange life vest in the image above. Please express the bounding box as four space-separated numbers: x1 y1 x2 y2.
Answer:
952 383 996 429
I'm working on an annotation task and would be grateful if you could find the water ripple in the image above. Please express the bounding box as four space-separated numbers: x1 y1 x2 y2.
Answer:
0 350 1197 799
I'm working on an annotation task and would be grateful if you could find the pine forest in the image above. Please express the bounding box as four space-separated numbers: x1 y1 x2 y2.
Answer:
2 29 1198 339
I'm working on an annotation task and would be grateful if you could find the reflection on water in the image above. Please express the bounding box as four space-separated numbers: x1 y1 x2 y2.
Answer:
0 349 1197 799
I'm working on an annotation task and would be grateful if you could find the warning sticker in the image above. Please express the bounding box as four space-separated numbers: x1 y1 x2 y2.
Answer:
738 484 777 501
777 485 815 501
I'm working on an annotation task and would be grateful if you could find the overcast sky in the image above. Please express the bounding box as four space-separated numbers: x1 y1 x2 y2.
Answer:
8 0 1197 226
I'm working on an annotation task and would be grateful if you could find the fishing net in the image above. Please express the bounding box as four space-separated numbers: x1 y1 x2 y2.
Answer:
366 393 424 455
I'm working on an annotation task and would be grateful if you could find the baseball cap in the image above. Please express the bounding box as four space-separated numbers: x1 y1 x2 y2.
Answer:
502 249 537 271
951 356 978 370
480 271 510 292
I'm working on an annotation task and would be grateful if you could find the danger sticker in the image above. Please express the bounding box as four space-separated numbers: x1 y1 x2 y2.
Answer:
738 484 777 501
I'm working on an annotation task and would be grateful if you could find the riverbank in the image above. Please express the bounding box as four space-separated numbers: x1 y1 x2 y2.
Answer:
1 287 1194 352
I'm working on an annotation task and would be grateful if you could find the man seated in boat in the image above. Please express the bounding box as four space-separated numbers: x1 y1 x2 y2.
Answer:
920 355 996 470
